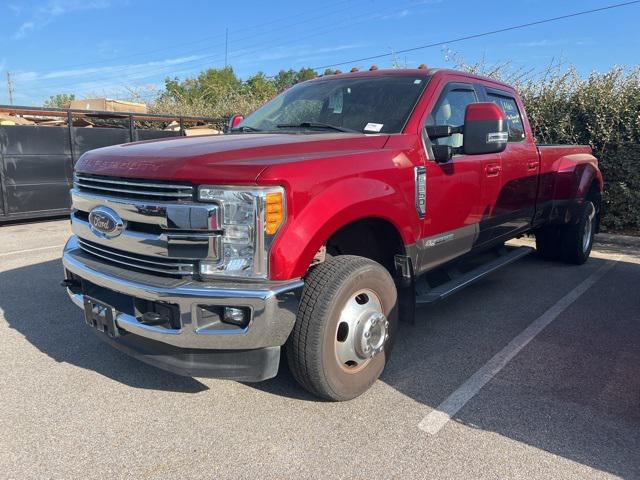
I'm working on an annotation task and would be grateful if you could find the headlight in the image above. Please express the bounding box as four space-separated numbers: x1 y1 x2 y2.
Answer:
198 186 285 279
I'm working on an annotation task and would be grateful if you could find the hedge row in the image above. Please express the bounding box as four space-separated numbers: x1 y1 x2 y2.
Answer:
515 66 640 232
599 143 640 232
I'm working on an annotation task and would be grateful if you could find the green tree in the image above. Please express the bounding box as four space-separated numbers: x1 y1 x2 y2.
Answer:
272 67 317 93
295 68 317 83
273 69 297 92
161 67 242 104
43 93 75 108
245 72 277 102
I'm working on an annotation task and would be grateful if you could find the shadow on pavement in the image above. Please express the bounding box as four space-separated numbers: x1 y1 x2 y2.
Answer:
0 259 208 394
3 254 639 477
251 254 640 480
383 255 640 479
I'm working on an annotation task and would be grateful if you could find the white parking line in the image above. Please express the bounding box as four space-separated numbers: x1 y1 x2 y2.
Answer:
0 245 65 257
418 257 620 435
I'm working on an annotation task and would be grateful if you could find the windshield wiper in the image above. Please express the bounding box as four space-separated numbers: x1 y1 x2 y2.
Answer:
231 125 262 132
276 122 359 133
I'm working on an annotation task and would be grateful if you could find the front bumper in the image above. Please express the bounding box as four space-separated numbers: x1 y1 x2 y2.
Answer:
62 236 303 381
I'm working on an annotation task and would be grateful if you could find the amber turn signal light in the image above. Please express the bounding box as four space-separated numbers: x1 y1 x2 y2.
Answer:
265 192 284 235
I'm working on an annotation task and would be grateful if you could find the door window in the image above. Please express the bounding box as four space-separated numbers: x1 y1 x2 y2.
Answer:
486 93 525 142
427 87 477 148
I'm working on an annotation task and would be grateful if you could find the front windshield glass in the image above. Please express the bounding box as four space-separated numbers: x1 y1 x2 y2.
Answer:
237 75 429 134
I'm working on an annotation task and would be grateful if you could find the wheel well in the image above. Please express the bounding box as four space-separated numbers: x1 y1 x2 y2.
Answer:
325 218 405 275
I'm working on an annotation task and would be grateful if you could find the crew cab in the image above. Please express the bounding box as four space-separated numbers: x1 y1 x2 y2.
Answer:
62 67 602 400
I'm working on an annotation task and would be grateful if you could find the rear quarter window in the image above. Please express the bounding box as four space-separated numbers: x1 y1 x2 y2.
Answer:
487 93 525 142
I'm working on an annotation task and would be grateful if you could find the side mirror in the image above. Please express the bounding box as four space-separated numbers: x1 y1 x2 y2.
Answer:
228 114 244 130
432 145 454 163
426 125 461 140
425 125 461 163
462 103 508 155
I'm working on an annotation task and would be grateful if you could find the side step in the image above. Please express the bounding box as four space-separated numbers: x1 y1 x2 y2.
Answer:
415 246 533 306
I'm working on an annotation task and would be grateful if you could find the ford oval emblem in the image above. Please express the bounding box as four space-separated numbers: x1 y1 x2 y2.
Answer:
88 206 124 239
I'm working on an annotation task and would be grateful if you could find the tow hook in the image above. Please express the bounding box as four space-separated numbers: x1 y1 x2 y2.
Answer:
60 278 79 288
140 312 170 326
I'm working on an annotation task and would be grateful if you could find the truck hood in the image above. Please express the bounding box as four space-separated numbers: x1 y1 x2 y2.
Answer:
75 133 390 184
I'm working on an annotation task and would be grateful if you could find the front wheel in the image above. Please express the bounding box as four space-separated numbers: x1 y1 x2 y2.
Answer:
286 255 398 401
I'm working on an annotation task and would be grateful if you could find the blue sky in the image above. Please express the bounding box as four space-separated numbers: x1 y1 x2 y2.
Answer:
0 0 639 106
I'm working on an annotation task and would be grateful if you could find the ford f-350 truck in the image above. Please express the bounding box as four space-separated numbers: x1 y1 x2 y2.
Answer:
62 67 602 400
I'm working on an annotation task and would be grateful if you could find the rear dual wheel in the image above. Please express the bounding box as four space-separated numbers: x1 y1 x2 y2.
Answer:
286 255 397 401
535 200 596 265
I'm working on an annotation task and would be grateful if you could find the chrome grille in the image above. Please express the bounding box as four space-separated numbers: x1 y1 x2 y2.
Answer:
78 238 197 276
74 173 194 202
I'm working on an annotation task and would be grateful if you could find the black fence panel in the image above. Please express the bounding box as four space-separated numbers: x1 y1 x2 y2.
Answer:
72 126 133 158
0 125 73 218
135 130 181 141
0 112 213 222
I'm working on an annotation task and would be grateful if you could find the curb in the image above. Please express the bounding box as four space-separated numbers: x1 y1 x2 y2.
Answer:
595 233 640 247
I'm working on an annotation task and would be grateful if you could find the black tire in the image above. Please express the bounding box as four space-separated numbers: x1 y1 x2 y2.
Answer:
535 225 561 260
286 255 398 401
559 200 596 265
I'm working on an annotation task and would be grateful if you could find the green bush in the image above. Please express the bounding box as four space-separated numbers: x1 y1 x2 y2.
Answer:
600 144 640 232
517 66 640 232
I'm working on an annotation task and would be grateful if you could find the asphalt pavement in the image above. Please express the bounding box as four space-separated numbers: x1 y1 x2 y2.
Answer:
0 219 638 479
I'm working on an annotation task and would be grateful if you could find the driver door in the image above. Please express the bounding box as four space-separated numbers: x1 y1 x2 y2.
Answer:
417 82 502 272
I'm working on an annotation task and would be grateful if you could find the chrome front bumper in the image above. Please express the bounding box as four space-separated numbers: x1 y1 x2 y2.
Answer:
62 236 303 351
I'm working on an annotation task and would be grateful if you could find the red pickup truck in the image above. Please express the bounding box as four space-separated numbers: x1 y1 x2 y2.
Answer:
62 67 602 400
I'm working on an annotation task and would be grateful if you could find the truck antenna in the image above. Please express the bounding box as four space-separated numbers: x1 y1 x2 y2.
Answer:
224 28 229 68
6 71 14 105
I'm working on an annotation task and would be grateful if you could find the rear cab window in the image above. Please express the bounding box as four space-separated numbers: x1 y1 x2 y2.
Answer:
485 91 526 142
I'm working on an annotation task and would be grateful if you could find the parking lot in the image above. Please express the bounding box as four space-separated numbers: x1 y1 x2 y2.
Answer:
1 219 638 479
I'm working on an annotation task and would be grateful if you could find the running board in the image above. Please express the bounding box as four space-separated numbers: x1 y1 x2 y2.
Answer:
415 246 533 306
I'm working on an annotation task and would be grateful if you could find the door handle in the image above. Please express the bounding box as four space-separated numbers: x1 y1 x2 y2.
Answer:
486 164 501 177
527 161 539 170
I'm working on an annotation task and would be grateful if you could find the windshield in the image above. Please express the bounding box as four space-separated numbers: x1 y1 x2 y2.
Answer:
237 75 429 134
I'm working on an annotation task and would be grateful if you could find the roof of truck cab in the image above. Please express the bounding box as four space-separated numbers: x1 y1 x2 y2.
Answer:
308 67 516 92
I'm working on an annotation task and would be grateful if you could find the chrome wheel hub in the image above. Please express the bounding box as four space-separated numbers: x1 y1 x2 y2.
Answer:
335 289 389 371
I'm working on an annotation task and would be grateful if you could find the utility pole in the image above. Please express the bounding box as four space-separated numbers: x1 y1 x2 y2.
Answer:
224 28 228 68
6 72 14 105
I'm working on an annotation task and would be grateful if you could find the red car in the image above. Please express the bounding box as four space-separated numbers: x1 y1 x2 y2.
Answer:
62 67 602 400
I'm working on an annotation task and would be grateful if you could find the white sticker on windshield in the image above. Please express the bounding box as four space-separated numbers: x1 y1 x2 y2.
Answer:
414 79 422 84
364 122 383 132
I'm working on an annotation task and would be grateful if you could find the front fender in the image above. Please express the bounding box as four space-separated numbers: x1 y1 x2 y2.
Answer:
269 177 416 280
